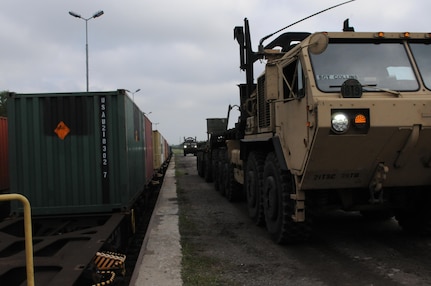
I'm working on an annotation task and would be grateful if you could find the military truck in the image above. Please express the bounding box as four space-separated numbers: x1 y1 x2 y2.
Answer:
183 136 198 156
197 18 431 244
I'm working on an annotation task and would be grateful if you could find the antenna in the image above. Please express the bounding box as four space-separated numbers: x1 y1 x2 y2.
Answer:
258 0 356 52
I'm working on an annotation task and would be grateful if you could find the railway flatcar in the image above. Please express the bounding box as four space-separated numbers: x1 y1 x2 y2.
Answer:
0 89 171 285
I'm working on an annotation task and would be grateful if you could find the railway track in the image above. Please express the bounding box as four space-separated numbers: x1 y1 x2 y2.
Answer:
0 161 169 286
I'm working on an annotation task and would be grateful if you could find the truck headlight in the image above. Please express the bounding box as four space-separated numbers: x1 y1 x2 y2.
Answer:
331 113 349 133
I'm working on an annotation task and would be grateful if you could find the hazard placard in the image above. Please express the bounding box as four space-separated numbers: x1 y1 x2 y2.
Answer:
54 121 70 140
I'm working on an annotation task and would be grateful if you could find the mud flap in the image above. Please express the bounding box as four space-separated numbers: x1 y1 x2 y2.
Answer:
290 190 305 222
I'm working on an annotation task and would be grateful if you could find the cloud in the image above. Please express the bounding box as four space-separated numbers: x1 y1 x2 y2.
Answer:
1 0 430 143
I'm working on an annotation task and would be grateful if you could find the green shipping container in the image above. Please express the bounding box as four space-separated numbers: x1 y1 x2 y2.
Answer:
8 90 146 215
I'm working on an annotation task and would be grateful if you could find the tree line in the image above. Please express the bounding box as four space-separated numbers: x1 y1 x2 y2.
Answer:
0 91 8 117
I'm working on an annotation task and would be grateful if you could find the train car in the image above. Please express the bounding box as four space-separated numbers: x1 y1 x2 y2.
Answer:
0 117 8 192
144 114 154 184
0 117 10 219
0 89 172 285
152 130 164 171
164 137 171 162
7 90 146 215
152 130 172 176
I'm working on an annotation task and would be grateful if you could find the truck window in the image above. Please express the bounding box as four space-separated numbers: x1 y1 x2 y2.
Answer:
310 42 419 93
283 60 305 99
410 43 431 90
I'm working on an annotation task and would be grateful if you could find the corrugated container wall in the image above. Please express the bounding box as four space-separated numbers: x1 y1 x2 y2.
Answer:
164 137 170 162
144 115 154 183
152 130 164 170
0 117 9 191
8 90 147 215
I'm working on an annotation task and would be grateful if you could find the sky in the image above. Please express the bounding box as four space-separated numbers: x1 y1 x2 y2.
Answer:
0 0 429 144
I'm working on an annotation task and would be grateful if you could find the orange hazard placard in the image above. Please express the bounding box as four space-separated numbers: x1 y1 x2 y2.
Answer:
54 121 70 140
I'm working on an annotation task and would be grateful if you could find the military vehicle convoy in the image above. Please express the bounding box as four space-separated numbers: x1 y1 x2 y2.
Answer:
197 17 431 244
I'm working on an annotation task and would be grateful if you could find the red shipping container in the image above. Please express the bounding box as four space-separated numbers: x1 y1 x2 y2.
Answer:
144 114 154 183
0 117 9 191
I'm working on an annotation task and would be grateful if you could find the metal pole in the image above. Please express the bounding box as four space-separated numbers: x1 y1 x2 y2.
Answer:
85 19 89 92
69 11 103 92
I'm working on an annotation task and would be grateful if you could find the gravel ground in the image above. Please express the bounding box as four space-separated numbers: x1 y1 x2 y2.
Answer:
176 154 431 286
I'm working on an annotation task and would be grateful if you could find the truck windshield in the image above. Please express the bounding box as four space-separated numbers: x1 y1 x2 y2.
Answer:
409 43 431 90
310 42 419 92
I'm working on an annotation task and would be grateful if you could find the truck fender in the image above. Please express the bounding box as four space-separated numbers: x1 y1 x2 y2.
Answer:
240 136 288 171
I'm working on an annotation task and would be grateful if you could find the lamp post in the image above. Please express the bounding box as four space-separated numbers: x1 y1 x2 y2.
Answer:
69 10 104 92
126 89 141 101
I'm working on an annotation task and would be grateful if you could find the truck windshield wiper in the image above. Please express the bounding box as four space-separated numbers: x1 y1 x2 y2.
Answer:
329 83 401 97
362 84 401 97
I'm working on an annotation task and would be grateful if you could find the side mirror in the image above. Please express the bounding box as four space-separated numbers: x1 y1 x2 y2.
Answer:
308 32 329 55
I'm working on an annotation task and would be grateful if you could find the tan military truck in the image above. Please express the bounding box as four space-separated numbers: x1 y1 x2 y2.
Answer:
197 18 431 243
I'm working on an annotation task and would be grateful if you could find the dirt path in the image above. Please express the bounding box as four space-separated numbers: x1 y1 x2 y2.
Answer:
176 154 431 286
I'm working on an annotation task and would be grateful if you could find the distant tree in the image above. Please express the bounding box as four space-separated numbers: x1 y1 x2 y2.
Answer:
0 91 8 117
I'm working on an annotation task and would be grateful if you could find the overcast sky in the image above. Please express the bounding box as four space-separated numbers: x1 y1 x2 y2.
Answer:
1 0 429 144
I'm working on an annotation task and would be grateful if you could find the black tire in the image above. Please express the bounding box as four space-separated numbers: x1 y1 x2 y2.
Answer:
197 153 204 177
213 150 221 192
225 162 242 202
217 149 226 196
262 152 311 244
245 151 266 226
204 152 213 182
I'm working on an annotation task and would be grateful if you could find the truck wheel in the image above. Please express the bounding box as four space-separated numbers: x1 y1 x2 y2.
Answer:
213 150 220 192
245 151 266 226
204 153 213 182
217 149 226 196
225 162 242 202
197 153 204 177
263 152 310 244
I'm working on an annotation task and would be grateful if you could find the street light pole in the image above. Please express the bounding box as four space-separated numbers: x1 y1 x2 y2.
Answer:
69 10 104 92
126 89 141 101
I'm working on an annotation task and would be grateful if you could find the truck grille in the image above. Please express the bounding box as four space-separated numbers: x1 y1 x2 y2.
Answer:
257 76 271 128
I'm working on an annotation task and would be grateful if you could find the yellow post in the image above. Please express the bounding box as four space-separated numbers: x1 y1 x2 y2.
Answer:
0 194 34 286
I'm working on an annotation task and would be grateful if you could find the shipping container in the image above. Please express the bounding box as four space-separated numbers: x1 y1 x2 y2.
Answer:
152 130 164 171
164 137 171 162
8 90 147 215
0 117 8 192
144 114 154 183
